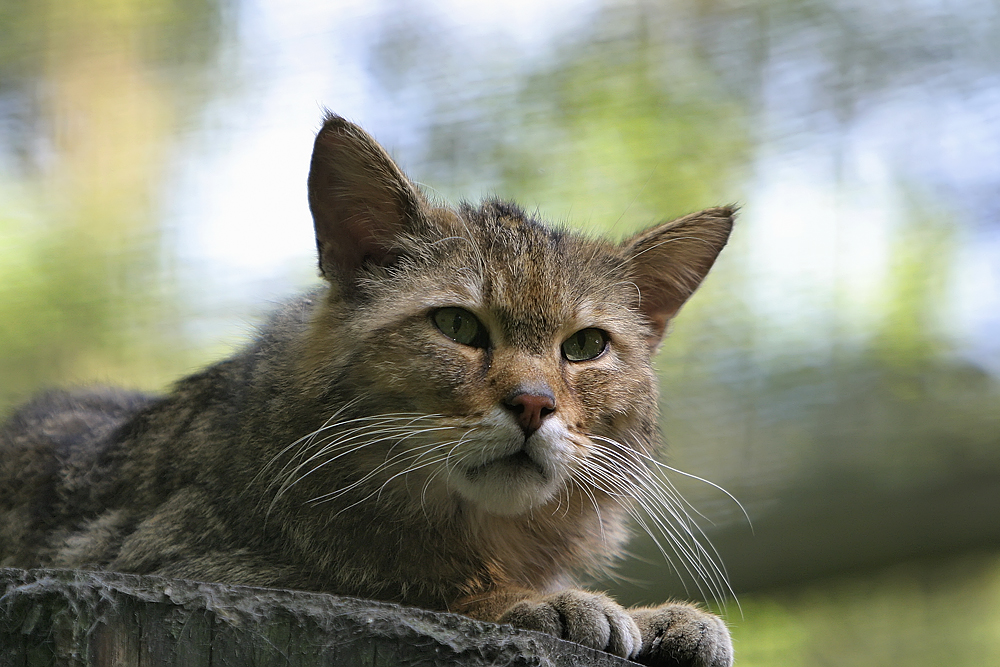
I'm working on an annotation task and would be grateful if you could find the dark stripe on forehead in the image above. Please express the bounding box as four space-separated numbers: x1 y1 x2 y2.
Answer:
493 305 561 354
462 198 566 243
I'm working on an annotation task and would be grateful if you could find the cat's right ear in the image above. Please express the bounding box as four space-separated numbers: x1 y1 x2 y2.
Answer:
307 113 425 285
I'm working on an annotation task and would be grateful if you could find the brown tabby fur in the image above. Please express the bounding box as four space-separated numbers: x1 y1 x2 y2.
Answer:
1 114 735 666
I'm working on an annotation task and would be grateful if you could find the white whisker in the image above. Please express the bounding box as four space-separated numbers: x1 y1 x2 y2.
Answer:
579 434 743 608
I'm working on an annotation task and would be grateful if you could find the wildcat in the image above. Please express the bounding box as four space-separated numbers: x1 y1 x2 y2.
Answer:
1 114 735 666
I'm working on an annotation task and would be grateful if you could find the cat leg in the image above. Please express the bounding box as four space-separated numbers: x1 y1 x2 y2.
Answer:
629 603 733 667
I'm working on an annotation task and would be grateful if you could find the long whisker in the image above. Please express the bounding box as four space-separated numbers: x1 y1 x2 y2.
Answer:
249 398 364 494
263 412 441 496
586 437 744 600
586 446 733 594
576 456 721 601
305 442 442 507
263 415 453 516
286 426 451 504
579 434 742 609
589 435 749 534
321 448 457 515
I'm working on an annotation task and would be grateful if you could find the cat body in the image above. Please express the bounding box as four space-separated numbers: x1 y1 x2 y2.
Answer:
1 115 735 666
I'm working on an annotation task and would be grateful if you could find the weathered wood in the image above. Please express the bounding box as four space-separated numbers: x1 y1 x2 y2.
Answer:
0 568 635 666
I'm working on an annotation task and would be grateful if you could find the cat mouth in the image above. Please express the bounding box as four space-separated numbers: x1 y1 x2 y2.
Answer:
464 449 547 480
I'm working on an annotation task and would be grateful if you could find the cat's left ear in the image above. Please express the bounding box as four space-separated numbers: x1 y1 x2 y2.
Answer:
623 206 735 349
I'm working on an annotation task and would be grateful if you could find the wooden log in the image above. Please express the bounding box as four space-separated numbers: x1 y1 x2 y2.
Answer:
0 568 635 666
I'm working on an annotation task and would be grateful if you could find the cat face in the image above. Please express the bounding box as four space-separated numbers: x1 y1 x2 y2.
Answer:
315 203 657 515
295 113 733 519
426 251 654 515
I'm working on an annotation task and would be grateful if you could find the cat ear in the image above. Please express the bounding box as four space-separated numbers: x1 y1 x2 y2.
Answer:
623 206 735 348
307 112 425 284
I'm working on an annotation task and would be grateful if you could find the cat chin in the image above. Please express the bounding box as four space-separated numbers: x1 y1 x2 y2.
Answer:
449 459 563 517
446 424 575 517
452 473 563 517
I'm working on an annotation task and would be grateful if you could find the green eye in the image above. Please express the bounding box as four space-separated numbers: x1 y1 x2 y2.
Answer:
561 328 609 362
433 308 488 348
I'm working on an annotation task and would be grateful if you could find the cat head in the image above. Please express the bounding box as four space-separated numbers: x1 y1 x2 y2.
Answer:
302 113 733 518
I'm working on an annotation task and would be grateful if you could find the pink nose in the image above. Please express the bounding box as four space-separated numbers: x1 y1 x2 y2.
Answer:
505 389 556 435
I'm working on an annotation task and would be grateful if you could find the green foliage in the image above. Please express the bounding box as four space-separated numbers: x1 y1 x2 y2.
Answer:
0 195 184 409
414 3 750 237
731 554 1000 667
0 0 229 412
495 30 749 234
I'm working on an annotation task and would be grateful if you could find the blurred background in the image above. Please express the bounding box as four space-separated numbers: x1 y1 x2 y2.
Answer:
1 0 998 664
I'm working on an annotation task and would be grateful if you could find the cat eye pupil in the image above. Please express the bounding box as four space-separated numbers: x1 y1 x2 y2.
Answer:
561 328 608 362
433 307 486 348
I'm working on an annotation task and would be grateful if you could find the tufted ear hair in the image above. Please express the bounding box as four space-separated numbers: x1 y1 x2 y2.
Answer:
307 112 426 286
623 206 735 349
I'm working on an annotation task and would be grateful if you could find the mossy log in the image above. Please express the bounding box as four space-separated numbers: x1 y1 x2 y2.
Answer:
0 568 635 666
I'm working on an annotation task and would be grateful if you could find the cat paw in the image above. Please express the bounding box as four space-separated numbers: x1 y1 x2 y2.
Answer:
499 589 642 658
629 604 732 667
